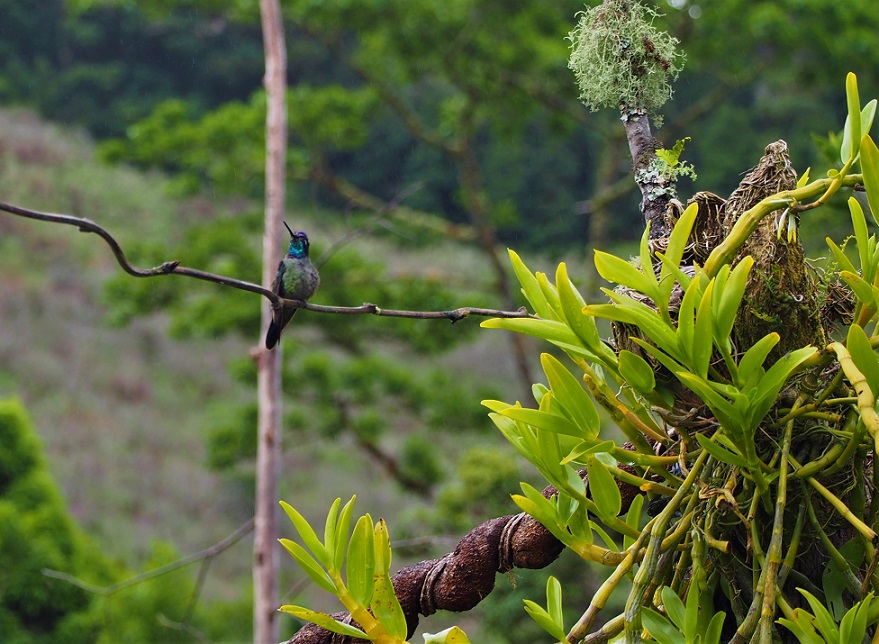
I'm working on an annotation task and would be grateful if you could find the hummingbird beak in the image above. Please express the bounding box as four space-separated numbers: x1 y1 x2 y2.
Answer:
283 220 295 238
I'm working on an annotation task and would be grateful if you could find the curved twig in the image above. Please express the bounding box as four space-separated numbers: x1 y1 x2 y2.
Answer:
0 200 534 322
42 518 255 595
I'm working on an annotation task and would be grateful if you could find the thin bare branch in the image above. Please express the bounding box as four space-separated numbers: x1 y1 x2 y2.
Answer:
0 199 273 298
42 518 255 596
0 200 533 321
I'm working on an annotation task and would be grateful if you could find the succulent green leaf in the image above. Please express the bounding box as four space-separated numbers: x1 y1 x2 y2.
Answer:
586 456 622 520
619 350 656 395
747 347 818 429
512 492 571 544
623 493 644 551
714 256 753 343
839 594 873 644
487 412 540 464
797 167 811 188
561 439 615 467
323 497 342 571
501 407 582 438
737 333 779 384
848 196 873 277
826 238 858 276
586 296 681 361
279 606 368 639
693 279 715 378
594 249 658 301
657 251 695 293
278 539 336 594
345 515 375 607
482 399 512 413
280 500 331 569
509 249 556 320
374 518 393 575
659 202 699 306
695 433 750 468
639 225 661 294
861 100 878 137
705 611 726 644
799 588 841 642
847 324 879 395
777 614 824 644
556 263 613 360
840 270 875 307
630 338 686 380
536 271 564 321
371 520 408 640
541 353 600 438
523 600 570 642
660 586 687 632
861 136 879 227
334 496 357 573
675 372 746 437
841 72 862 163
546 576 564 628
641 608 684 644
684 583 700 640
481 318 587 353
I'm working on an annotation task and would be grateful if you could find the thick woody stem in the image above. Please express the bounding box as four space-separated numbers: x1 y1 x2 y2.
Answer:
620 106 672 239
286 458 646 643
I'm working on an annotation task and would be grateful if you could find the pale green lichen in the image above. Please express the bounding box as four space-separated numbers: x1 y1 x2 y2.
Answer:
568 0 685 113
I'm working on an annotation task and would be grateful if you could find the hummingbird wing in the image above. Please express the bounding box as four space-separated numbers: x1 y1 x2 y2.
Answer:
265 260 297 350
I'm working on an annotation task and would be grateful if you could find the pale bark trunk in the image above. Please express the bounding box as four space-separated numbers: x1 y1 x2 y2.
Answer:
255 1 287 642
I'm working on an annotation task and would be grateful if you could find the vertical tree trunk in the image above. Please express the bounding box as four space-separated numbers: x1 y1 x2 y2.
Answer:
255 1 287 642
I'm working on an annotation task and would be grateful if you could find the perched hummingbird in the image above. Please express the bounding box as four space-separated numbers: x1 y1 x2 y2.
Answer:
265 222 320 350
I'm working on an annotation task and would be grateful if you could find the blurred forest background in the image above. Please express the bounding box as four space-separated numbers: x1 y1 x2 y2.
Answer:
2 1 879 642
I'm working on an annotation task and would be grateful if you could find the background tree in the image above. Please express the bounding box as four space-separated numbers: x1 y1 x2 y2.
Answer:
4 1 879 642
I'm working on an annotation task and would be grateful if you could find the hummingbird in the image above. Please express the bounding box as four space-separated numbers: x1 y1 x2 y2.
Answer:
265 222 320 350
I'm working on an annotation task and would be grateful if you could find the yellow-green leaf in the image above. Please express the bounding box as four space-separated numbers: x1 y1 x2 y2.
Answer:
619 349 656 395
280 501 331 569
541 353 600 438
346 515 375 607
847 324 879 396
279 606 368 639
860 136 879 228
586 456 622 520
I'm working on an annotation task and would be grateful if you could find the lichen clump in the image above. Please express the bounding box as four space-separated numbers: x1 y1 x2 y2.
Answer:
568 0 685 112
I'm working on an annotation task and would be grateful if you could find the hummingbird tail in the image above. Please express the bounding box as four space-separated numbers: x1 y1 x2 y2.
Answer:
265 319 281 350
265 306 297 350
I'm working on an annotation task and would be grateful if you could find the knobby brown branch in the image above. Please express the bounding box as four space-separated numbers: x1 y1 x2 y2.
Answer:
0 200 534 323
287 460 644 643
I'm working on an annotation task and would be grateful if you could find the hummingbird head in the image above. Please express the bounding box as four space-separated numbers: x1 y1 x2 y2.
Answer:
284 221 310 258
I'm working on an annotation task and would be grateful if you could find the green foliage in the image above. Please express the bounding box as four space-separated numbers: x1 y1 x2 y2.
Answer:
279 496 412 642
522 576 568 642
641 586 724 644
568 0 684 112
0 397 253 642
778 590 875 644
0 398 111 643
654 137 697 182
466 74 879 641
0 1 265 137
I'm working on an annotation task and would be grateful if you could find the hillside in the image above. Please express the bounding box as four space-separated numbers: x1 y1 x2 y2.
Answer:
0 107 556 638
